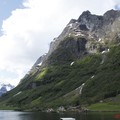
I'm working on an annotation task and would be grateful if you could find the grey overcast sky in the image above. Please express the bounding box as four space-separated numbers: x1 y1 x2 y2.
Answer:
0 0 119 86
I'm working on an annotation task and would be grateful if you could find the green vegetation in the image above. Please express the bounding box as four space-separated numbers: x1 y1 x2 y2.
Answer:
88 103 120 111
35 68 48 81
87 94 120 111
0 39 120 111
81 45 120 104
0 54 101 110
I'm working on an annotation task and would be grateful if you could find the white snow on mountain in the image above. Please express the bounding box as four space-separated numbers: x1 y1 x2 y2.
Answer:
0 82 14 96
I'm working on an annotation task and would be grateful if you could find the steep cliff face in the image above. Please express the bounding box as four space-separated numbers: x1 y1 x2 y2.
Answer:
47 37 87 65
1 10 120 111
31 9 120 69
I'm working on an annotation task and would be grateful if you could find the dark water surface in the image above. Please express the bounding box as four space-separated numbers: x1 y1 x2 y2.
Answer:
0 110 119 120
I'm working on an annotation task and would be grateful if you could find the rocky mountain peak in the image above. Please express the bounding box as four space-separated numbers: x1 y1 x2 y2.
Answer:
26 9 120 71
68 19 77 24
104 9 120 20
103 9 120 26
78 10 103 31
78 10 91 19
4 10 120 110
0 83 14 96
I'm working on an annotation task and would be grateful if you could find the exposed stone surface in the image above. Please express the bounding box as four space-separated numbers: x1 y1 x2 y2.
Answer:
78 10 103 31
25 9 120 74
48 10 120 57
32 54 46 69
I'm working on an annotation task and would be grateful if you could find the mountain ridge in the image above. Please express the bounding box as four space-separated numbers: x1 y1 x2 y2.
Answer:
30 9 120 69
0 82 14 96
0 9 120 111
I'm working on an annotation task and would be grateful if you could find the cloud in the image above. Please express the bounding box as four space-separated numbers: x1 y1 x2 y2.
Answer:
0 0 116 86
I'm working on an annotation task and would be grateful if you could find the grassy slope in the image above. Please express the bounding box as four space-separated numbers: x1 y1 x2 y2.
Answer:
87 94 120 111
81 45 120 104
88 103 120 111
0 54 101 110
0 44 120 111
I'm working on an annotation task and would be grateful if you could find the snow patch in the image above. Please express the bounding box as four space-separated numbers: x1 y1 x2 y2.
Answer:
6 86 11 91
101 49 110 54
98 38 102 42
70 62 74 66
101 50 106 54
91 75 95 79
75 33 81 36
38 62 42 66
0 85 3 89
67 23 73 28
79 83 85 95
68 33 71 36
60 118 75 120
13 91 22 97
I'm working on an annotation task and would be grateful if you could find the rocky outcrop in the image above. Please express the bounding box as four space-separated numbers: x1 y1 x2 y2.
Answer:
78 11 103 31
32 54 47 69
42 10 120 65
24 9 120 76
48 10 120 55
47 37 87 65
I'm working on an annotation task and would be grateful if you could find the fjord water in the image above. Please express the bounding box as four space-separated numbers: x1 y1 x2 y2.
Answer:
0 110 119 120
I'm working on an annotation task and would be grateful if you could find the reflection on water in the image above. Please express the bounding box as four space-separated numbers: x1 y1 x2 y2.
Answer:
0 110 30 120
0 110 119 120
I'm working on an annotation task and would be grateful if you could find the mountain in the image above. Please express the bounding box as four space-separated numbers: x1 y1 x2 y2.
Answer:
0 83 14 96
0 9 120 111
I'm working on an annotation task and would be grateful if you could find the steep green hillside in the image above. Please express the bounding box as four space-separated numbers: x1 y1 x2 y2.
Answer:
0 43 120 111
1 10 120 111
81 45 120 104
